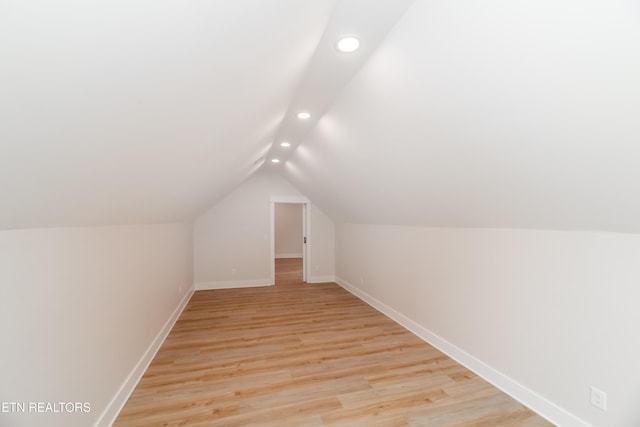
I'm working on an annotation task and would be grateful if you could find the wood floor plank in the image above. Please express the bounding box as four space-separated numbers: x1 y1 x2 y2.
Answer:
114 258 554 426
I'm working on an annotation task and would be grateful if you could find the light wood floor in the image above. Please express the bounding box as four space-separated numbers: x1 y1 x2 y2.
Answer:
273 257 303 286
114 259 553 426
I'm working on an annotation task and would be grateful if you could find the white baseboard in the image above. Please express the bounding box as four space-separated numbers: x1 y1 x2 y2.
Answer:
307 275 336 284
195 278 273 290
275 253 303 259
335 277 590 427
94 286 194 427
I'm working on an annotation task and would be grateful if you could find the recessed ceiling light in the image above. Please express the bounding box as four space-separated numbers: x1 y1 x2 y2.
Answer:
271 158 280 163
296 112 311 119
335 36 361 53
280 141 291 147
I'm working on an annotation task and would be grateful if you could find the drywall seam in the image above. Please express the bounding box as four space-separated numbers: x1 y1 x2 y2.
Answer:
195 278 273 290
94 286 195 427
335 277 591 427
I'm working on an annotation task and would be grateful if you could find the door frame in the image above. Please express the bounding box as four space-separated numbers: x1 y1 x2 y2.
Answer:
270 196 311 285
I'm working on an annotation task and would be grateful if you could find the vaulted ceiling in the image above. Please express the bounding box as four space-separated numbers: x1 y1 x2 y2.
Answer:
3 0 640 232
1 0 339 228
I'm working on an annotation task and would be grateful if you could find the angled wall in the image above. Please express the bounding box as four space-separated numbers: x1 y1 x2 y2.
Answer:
0 223 193 427
335 223 640 427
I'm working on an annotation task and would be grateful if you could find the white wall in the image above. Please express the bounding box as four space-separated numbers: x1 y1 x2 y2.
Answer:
0 223 193 427
194 172 335 288
275 203 303 258
193 172 303 288
335 223 640 427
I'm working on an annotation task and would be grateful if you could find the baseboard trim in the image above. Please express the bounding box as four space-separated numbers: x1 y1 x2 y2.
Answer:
94 286 194 427
195 278 273 290
334 277 589 427
275 253 303 259
307 275 336 284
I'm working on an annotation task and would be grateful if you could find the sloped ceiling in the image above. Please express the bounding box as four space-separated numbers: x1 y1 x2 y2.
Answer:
3 1 640 233
283 0 640 232
1 0 339 229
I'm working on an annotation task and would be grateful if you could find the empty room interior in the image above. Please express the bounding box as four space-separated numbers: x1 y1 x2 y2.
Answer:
1 1 639 426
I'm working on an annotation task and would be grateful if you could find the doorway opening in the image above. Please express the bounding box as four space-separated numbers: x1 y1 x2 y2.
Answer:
270 198 310 286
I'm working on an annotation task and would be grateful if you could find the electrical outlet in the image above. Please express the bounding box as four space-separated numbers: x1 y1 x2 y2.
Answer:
232 268 237 275
360 276 364 285
590 386 607 411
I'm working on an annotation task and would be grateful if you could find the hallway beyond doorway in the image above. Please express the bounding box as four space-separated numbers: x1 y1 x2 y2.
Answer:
275 258 302 286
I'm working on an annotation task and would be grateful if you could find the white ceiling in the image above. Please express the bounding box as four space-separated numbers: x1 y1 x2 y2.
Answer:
1 0 338 228
3 0 640 233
